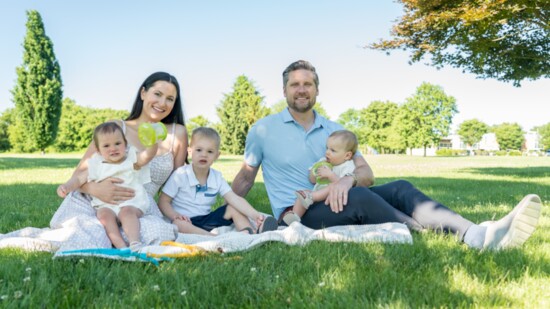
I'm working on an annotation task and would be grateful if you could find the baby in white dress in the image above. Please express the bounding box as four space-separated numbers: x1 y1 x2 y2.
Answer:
57 122 161 251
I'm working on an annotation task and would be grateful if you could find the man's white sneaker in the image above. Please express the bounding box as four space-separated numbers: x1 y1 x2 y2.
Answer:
482 194 542 250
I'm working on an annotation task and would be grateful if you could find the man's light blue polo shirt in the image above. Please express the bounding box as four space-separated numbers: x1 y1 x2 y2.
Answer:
244 108 345 219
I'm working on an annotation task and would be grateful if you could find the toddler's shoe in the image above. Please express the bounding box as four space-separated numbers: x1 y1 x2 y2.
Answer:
282 211 301 226
295 190 314 209
258 216 278 233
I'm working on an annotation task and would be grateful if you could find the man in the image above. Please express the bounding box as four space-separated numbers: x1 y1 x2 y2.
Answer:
232 60 542 250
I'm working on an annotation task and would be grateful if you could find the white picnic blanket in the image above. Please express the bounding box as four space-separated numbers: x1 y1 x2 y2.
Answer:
0 221 412 255
0 191 177 253
0 191 412 256
176 222 412 253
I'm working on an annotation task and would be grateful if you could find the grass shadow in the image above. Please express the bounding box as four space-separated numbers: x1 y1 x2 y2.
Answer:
375 176 549 222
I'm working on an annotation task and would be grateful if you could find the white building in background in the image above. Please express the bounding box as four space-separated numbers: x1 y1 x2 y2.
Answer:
524 131 542 151
410 134 463 156
409 131 542 156
477 133 499 151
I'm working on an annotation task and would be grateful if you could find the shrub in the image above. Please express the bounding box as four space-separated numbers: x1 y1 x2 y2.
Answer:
436 149 453 156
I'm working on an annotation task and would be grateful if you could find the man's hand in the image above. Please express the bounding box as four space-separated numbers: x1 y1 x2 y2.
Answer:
324 176 354 213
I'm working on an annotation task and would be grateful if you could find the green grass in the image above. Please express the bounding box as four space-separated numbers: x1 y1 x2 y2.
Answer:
0 154 549 308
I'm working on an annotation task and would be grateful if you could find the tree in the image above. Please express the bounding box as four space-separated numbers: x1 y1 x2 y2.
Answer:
337 108 368 145
186 115 212 136
534 123 550 150
399 83 458 156
216 75 269 155
385 117 407 154
0 109 14 152
394 104 418 155
270 99 331 119
369 0 550 86
53 98 89 151
363 101 399 154
492 122 525 151
11 10 63 153
8 112 34 153
53 98 128 152
457 119 489 148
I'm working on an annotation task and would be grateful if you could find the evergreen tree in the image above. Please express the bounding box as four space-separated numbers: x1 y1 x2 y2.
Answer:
216 75 269 155
11 10 63 154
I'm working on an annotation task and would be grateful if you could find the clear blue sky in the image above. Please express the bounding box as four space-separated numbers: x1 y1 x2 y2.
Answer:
1 0 548 132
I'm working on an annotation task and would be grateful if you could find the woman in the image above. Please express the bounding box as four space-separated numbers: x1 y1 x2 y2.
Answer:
49 72 188 250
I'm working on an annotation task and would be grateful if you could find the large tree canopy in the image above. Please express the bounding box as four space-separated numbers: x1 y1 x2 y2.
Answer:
369 0 549 86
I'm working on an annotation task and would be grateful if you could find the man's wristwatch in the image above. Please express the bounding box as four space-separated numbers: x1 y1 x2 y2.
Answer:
344 173 358 186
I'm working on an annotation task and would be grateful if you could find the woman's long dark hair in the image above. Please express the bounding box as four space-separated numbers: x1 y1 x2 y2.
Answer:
126 72 185 126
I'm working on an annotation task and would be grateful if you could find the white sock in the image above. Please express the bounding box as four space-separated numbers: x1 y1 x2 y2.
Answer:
463 224 487 249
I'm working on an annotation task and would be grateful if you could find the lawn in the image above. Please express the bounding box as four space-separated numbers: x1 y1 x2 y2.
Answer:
0 154 549 308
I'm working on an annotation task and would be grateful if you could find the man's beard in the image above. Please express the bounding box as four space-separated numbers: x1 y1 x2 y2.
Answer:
288 99 315 113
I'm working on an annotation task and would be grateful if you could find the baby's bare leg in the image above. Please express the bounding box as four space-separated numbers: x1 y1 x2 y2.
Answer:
292 199 307 217
311 187 330 203
118 206 143 245
97 208 126 248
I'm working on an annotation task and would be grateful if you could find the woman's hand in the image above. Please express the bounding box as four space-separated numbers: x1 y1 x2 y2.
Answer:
85 177 135 205
56 184 69 198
